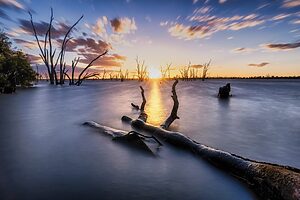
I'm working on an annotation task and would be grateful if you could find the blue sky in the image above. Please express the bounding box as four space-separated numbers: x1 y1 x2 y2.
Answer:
1 0 300 77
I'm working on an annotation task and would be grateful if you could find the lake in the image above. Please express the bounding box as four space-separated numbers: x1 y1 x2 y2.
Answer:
0 79 299 200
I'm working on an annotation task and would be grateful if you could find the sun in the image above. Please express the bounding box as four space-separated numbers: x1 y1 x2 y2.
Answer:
148 67 161 79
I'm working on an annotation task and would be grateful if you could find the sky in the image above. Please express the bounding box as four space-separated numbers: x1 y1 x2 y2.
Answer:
0 0 300 77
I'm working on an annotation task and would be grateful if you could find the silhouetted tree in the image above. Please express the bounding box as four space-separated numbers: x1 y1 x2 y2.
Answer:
0 31 36 93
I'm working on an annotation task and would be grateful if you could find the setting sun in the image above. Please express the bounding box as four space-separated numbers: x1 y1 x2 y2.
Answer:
148 67 161 79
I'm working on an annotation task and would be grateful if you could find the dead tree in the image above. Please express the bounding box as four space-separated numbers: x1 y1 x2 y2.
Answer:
136 57 148 81
202 59 211 81
29 9 83 85
180 62 191 81
102 69 107 80
84 80 300 200
160 63 172 79
75 50 107 86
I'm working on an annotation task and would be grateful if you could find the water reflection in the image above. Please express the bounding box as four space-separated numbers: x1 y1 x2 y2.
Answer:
146 80 166 125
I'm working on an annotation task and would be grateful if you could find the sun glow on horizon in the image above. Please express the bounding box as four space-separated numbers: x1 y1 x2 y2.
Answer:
148 67 161 79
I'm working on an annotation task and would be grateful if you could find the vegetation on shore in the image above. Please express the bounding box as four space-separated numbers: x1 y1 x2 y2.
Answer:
0 31 36 93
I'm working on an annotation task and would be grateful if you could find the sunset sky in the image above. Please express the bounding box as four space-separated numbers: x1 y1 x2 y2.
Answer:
1 0 300 77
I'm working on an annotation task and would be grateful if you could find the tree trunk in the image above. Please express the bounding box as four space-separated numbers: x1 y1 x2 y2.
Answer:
83 80 300 200
84 119 300 200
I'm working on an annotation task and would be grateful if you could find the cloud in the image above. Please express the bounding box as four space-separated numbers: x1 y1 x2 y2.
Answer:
282 0 300 8
26 54 42 64
263 41 300 50
192 0 198 4
13 38 37 49
160 21 168 26
0 0 25 10
292 19 300 24
57 37 125 68
110 17 137 34
62 37 111 53
167 13 265 40
248 62 269 67
271 14 291 21
219 0 227 4
18 19 74 39
79 53 126 68
232 47 255 53
92 16 108 36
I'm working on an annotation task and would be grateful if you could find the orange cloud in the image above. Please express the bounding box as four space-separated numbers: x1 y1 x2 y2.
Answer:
248 62 269 67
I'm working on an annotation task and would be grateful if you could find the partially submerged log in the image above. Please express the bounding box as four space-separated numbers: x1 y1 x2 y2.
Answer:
121 117 300 200
83 121 161 155
218 83 231 98
84 80 300 200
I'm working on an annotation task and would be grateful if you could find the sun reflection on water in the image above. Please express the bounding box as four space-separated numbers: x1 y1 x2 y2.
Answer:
146 80 166 125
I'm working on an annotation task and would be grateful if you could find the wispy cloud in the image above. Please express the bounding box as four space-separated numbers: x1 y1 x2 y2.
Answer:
248 62 269 67
13 38 37 49
282 0 300 8
26 53 42 64
0 0 25 10
263 41 300 50
271 13 291 21
18 19 74 39
167 12 265 40
232 47 255 53
219 0 227 4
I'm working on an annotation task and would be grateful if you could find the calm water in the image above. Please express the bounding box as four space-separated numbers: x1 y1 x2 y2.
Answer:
0 79 299 200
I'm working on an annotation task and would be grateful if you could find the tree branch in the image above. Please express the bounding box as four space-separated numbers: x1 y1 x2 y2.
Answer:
75 50 108 85
161 80 179 129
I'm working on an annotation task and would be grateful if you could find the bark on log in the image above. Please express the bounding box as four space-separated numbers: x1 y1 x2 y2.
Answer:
83 121 161 155
124 117 300 200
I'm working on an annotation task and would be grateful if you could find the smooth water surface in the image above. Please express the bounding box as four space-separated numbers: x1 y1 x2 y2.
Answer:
0 79 299 200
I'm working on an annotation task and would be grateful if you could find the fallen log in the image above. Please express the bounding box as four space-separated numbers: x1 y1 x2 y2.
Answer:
85 119 300 200
83 121 161 155
84 80 300 200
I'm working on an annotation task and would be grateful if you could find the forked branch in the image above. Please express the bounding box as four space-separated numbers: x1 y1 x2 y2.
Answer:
161 80 179 129
131 86 148 122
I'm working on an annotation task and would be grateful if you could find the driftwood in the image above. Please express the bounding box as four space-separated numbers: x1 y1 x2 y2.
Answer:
84 80 300 200
83 121 161 155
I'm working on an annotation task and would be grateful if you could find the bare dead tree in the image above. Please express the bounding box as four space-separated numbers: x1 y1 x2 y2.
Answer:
136 57 148 81
84 80 300 200
124 69 129 80
180 62 191 81
160 63 172 79
102 69 107 80
29 9 83 85
202 59 211 81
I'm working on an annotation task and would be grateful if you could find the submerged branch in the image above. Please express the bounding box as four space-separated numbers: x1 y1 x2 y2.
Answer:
160 80 179 129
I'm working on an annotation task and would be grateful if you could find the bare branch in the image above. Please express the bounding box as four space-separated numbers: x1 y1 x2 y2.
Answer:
75 50 108 85
161 80 179 129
